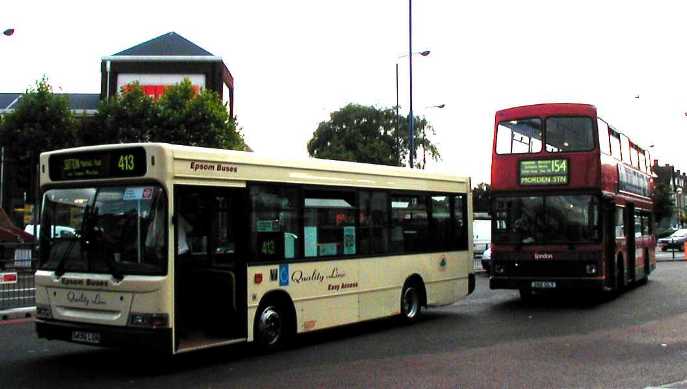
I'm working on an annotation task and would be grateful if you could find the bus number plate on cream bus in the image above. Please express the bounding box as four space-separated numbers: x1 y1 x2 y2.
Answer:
72 330 101 344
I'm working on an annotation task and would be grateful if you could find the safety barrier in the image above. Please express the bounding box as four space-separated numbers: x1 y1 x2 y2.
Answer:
0 243 37 311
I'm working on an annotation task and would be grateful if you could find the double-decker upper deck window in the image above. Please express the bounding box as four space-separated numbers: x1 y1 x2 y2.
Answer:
620 134 631 164
496 118 542 154
597 119 611 155
609 131 622 160
545 116 594 152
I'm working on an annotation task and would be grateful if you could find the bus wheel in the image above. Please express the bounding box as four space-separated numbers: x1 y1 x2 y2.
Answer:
255 303 289 350
400 282 422 323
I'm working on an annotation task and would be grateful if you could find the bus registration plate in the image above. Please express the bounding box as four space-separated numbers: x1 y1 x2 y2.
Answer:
531 281 556 289
72 330 101 344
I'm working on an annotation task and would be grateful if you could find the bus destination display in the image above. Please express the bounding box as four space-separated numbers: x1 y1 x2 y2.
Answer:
49 147 147 181
519 159 568 185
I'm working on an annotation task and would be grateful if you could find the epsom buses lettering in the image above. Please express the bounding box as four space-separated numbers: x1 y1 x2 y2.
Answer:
519 159 569 185
189 161 238 174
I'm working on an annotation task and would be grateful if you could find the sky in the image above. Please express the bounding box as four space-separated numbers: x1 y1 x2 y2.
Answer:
2 0 687 185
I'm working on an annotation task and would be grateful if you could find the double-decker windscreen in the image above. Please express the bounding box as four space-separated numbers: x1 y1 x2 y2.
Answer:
496 116 594 154
494 195 600 245
38 185 167 276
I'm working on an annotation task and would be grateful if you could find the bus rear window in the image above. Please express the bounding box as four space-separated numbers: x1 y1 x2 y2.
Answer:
545 116 594 152
496 118 542 154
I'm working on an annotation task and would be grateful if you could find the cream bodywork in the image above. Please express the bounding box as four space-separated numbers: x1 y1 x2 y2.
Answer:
245 251 472 341
39 143 472 350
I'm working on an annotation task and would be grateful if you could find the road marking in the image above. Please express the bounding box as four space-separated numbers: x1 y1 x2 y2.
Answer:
0 317 32 326
646 379 687 388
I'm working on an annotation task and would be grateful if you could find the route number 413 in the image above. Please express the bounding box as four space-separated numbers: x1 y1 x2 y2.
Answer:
118 154 135 171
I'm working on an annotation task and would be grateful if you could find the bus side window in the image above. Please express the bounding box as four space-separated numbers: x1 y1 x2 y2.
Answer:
452 194 468 250
303 190 357 258
250 185 301 260
597 119 611 155
609 131 622 160
358 191 389 255
390 194 429 253
430 195 452 251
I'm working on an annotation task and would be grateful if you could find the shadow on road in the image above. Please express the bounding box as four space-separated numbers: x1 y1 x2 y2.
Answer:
21 312 460 382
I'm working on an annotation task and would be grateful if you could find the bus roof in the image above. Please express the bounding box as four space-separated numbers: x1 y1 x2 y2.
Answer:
495 103 597 120
41 143 469 186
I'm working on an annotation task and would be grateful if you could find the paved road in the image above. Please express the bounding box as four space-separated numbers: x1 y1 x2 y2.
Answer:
3 263 687 388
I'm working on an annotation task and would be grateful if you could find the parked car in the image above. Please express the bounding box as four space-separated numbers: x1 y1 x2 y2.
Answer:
473 219 491 258
658 229 687 251
24 224 76 239
481 244 491 273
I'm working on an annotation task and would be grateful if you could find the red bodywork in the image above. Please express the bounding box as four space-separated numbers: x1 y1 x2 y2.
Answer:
490 103 655 291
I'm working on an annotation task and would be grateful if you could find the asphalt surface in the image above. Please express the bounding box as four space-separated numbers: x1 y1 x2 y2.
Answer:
3 263 687 388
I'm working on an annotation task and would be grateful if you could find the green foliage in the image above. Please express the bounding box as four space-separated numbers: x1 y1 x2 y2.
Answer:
654 183 674 224
84 79 246 150
472 183 492 213
88 83 155 145
0 77 76 200
307 104 440 168
0 76 76 162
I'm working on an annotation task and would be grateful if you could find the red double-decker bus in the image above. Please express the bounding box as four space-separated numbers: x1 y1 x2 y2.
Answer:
489 103 655 299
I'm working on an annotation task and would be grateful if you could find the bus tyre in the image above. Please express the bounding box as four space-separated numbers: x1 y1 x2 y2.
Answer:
255 303 290 351
400 283 422 323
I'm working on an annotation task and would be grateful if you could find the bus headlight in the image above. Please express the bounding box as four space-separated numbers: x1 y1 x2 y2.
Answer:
494 263 505 274
585 264 598 275
128 313 169 329
36 304 53 319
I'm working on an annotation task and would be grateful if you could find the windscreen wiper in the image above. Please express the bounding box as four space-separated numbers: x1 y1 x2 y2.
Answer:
54 237 78 278
55 204 91 277
89 205 124 282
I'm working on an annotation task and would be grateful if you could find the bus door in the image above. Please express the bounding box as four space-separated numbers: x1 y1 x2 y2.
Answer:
602 199 617 288
624 203 636 282
174 185 248 351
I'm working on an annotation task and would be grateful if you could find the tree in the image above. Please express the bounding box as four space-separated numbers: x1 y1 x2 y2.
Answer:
307 104 440 168
0 77 76 201
84 79 247 150
472 183 491 214
654 183 674 225
85 82 156 145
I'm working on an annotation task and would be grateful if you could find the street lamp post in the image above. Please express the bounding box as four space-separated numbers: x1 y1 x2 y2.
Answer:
408 0 414 168
395 49 430 167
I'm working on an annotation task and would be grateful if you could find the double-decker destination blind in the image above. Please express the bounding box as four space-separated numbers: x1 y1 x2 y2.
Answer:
519 159 569 185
